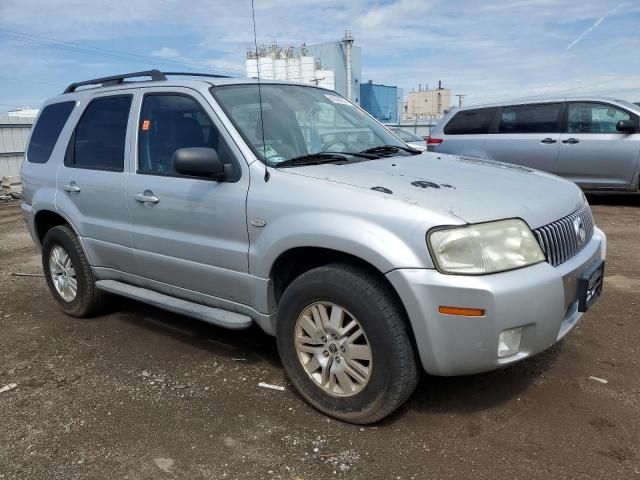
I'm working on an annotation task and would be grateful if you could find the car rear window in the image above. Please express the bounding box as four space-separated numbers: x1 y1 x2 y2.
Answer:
498 103 562 134
27 101 76 164
443 108 497 135
65 95 132 171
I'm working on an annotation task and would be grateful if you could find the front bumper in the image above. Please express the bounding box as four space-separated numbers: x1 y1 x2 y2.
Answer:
387 226 606 376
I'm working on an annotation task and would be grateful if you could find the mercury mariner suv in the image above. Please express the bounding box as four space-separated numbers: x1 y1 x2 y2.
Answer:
21 71 606 424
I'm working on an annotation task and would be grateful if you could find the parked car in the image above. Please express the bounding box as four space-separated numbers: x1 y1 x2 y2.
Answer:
388 126 427 150
428 97 640 193
22 71 606 424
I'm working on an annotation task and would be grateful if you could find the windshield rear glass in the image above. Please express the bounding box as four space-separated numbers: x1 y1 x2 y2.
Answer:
211 84 405 166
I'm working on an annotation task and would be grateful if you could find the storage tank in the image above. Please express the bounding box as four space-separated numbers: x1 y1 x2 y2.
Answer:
314 69 335 90
274 58 288 81
300 55 315 84
257 55 275 80
245 54 259 79
287 57 301 82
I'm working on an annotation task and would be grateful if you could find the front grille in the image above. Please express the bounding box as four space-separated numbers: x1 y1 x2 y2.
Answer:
533 203 594 267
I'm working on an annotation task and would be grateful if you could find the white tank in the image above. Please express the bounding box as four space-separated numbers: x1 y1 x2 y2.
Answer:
257 56 275 80
314 69 335 90
287 57 301 82
245 58 259 78
274 58 288 81
300 55 315 84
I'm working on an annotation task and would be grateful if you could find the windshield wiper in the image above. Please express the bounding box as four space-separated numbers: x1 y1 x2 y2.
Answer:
360 144 422 155
274 153 349 168
274 151 381 168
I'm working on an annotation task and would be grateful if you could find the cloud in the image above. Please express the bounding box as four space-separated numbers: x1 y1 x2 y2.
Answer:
150 47 180 59
1 0 640 113
357 0 433 29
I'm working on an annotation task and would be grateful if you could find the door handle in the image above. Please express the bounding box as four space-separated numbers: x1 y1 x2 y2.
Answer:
562 138 580 144
134 191 159 204
63 182 81 193
540 138 557 144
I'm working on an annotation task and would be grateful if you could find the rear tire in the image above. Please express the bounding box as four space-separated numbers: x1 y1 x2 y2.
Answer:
42 225 105 317
276 263 419 424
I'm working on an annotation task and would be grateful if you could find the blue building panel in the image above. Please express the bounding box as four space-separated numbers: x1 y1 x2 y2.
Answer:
360 81 399 123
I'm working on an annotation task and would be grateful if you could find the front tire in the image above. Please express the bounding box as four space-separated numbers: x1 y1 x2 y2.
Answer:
42 225 105 317
276 263 419 424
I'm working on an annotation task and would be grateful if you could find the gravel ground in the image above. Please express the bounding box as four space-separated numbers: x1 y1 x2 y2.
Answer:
0 196 639 479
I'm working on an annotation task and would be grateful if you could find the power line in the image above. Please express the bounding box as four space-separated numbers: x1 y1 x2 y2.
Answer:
0 28 241 76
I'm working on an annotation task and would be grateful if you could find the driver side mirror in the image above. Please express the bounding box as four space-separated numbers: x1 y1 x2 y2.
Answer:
173 147 225 180
616 119 636 134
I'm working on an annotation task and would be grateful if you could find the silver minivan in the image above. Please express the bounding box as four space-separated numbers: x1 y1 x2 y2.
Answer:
429 97 640 193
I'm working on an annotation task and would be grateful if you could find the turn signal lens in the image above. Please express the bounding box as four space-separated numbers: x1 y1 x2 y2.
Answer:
439 306 485 316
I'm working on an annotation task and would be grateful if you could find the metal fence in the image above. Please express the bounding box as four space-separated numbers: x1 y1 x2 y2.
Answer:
0 115 34 178
383 120 438 137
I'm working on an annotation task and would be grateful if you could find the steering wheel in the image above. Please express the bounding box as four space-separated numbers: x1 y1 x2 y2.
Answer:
321 139 349 152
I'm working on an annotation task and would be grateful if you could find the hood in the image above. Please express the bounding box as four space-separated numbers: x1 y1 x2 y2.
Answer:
282 153 585 228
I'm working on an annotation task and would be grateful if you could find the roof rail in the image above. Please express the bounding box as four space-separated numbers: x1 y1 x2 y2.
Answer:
163 71 232 79
63 70 167 94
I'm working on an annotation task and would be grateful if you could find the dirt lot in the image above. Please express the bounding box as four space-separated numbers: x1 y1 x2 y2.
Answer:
0 197 638 480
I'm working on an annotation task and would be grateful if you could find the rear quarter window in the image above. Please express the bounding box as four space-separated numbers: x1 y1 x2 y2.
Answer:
443 108 497 135
27 101 76 164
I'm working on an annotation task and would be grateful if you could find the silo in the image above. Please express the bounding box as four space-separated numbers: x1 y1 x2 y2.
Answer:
287 57 301 82
274 57 288 81
315 69 335 90
258 55 275 80
245 51 259 78
300 55 316 84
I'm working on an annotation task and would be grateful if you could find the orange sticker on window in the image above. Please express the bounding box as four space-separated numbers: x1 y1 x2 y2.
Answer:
141 120 150 131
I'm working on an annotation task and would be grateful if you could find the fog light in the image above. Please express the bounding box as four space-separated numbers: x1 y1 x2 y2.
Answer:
498 328 523 358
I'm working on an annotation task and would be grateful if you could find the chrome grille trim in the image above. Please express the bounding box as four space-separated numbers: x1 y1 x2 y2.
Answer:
533 203 594 267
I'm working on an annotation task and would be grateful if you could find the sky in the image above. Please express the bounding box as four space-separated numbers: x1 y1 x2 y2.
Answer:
1 0 640 113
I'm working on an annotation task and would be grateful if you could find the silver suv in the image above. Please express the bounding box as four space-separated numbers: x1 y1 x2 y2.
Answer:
429 97 640 193
22 71 606 424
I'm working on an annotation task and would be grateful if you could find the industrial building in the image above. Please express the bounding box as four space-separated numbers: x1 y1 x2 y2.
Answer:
404 83 452 119
360 81 403 123
0 109 36 181
245 31 362 104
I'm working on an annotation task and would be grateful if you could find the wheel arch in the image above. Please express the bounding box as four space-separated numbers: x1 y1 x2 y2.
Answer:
267 246 420 357
33 209 78 246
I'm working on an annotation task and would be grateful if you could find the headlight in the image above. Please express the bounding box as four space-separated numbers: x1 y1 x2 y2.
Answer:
428 219 544 275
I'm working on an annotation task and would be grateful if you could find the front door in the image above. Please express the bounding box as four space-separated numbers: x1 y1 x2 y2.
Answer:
557 102 640 189
483 102 563 173
126 88 252 305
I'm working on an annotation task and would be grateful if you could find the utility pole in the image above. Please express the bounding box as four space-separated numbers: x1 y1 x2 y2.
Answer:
455 94 466 107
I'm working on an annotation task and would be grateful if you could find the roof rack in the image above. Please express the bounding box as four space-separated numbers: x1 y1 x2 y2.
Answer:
63 70 167 93
163 71 232 79
63 70 233 94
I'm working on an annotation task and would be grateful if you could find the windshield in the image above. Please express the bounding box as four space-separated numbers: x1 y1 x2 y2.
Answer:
212 84 406 166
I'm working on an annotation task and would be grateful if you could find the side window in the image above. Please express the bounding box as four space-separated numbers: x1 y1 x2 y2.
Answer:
66 96 132 171
27 101 75 164
138 94 235 177
568 103 632 134
498 103 562 134
444 108 497 135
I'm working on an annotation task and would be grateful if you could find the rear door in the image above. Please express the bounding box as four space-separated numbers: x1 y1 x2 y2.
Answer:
126 87 251 305
557 102 640 189
56 92 138 275
483 102 563 173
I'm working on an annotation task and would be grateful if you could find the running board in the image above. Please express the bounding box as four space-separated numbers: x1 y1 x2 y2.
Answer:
95 280 253 330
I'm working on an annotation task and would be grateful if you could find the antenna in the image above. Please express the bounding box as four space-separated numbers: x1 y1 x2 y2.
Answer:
251 0 270 182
